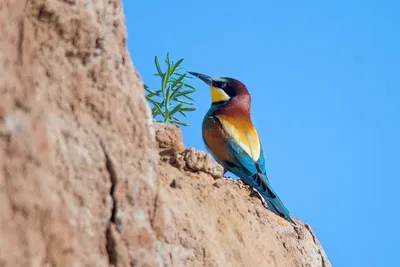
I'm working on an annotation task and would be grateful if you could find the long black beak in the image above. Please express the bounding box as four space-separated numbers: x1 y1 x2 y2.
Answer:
188 71 213 86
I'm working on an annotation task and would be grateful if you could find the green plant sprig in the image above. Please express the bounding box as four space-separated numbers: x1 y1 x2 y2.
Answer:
144 53 197 127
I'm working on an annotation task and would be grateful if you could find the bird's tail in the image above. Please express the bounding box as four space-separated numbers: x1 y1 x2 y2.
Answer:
251 172 296 224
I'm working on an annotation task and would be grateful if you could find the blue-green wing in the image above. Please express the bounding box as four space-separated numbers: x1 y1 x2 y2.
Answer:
223 136 294 223
223 136 272 195
256 144 267 174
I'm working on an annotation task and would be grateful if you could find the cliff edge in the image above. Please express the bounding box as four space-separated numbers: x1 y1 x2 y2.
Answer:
0 0 330 266
153 123 331 267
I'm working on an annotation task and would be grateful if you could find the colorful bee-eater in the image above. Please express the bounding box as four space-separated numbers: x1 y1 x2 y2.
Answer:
188 71 295 224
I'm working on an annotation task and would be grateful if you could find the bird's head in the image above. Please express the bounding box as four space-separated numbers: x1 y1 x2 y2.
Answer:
188 71 249 105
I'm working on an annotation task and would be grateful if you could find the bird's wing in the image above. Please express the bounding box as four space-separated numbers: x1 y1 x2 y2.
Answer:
223 136 273 196
224 134 294 223
224 136 257 176
256 144 267 175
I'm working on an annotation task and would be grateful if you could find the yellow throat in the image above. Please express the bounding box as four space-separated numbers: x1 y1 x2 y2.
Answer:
210 86 230 103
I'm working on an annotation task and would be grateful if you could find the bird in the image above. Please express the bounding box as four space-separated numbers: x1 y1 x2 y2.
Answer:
188 71 295 224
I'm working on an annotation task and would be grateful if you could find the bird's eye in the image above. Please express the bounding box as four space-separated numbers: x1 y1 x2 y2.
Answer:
220 83 227 89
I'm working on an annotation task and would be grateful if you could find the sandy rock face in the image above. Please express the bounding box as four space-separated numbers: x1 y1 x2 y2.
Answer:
153 123 331 267
0 0 160 266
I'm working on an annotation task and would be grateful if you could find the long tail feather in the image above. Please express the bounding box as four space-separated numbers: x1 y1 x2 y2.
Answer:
250 172 296 224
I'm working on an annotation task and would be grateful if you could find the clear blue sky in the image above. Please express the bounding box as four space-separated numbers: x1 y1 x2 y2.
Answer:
122 1 400 266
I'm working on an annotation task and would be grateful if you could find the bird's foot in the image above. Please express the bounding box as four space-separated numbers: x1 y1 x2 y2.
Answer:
257 192 268 208
250 189 268 208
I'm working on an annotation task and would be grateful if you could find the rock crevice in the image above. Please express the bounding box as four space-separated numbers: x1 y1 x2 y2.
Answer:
101 142 120 266
101 142 120 231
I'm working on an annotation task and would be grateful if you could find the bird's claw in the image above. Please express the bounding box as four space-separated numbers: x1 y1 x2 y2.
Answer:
257 191 268 208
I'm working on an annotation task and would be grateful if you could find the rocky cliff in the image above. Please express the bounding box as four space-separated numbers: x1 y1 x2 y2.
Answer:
0 0 330 266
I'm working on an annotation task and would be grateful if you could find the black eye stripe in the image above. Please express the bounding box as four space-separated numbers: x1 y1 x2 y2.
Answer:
213 81 225 88
212 81 236 97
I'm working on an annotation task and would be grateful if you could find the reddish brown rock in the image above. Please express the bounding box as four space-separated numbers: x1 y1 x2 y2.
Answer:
153 123 224 179
0 0 160 266
154 122 185 152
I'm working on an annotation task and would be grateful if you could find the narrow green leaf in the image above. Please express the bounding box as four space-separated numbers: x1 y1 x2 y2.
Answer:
147 98 160 109
164 54 171 75
161 55 172 95
169 73 186 90
148 99 163 118
178 110 187 117
170 118 189 127
146 90 162 98
175 98 193 105
166 52 170 66
158 99 165 106
183 94 194 101
154 56 163 76
182 83 196 90
163 107 170 122
169 58 184 75
146 93 154 99
147 89 163 97
161 74 167 98
175 88 195 97
146 97 156 106
152 108 161 117
172 72 192 79
165 84 172 105
168 103 183 117
144 85 155 93
169 83 184 101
